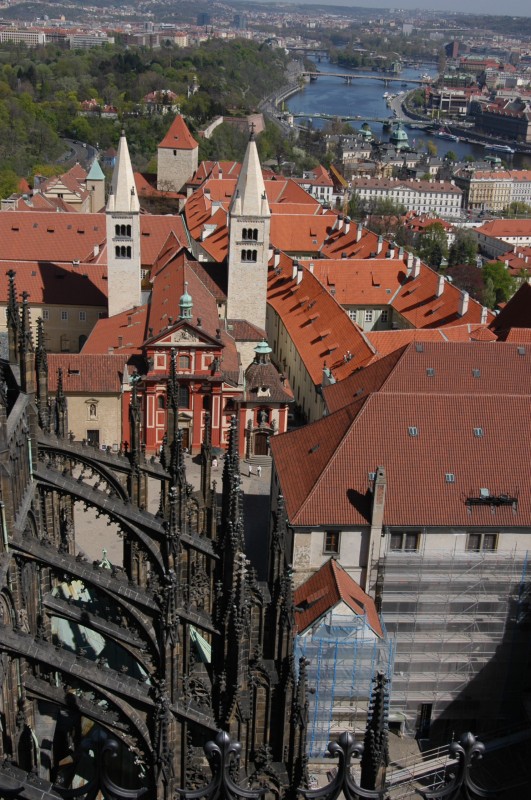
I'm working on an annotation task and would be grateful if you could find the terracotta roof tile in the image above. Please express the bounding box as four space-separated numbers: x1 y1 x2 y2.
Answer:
272 342 531 529
158 115 198 150
0 261 107 306
0 212 105 263
48 353 129 393
82 305 148 356
267 253 376 385
294 558 383 637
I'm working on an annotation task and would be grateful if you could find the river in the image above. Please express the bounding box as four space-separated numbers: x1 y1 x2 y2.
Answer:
287 59 531 169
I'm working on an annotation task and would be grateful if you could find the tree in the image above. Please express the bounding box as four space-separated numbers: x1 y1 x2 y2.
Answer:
444 150 457 161
503 201 531 217
0 168 19 199
482 261 516 307
427 141 438 157
348 191 367 221
448 228 477 267
415 222 448 269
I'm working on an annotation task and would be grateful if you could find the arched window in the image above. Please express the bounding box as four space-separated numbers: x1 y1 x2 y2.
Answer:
115 224 120 236
126 246 131 258
251 250 257 262
241 249 247 262
252 228 258 240
126 224 131 237
242 228 248 240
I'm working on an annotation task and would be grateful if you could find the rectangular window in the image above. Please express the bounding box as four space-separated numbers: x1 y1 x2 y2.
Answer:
42 309 49 321
348 309 357 321
467 533 498 552
61 310 68 321
390 531 421 552
323 530 340 554
380 309 388 323
79 311 86 321
365 309 373 323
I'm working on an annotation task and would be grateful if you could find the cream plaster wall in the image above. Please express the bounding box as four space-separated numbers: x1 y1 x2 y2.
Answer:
66 393 123 449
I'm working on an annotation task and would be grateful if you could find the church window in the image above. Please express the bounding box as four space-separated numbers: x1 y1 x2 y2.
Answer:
179 355 191 369
178 385 190 408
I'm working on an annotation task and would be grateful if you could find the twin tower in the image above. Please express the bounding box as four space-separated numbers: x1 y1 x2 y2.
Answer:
105 118 271 332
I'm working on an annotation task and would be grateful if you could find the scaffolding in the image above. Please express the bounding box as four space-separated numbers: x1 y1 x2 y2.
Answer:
380 542 531 738
296 610 394 757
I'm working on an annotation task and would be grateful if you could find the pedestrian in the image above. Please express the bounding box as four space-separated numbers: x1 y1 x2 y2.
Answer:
248 463 253 477
212 457 218 470
257 465 262 478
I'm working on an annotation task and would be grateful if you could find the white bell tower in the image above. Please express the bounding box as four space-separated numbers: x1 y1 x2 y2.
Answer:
106 131 141 317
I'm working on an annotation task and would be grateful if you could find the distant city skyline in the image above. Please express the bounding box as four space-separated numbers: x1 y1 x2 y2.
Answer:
264 0 530 18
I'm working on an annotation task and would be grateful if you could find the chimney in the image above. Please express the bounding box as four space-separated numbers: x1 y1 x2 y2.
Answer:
344 216 351 235
437 275 445 297
309 262 314 274
481 305 488 324
292 262 298 281
296 265 303 285
377 235 383 255
356 222 363 242
93 244 100 258
274 249 281 267
407 251 414 272
412 257 421 278
388 243 395 259
337 215 344 231
459 291 469 316
399 246 404 259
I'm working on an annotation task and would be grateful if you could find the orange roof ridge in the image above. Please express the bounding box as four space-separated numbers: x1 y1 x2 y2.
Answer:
158 115 198 151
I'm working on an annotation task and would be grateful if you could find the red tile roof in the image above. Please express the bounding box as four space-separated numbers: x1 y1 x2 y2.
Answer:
476 219 531 239
294 558 383 637
0 261 108 306
366 324 496 357
158 115 198 150
272 341 531 529
48 353 129 393
267 253 376 385
0 213 105 263
82 305 148 356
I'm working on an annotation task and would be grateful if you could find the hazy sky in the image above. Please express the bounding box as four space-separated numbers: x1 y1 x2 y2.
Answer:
275 0 530 17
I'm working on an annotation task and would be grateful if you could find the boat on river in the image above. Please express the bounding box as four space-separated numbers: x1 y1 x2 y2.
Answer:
485 143 515 153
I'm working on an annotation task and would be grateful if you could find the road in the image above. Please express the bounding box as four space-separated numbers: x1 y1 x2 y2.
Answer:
57 137 98 167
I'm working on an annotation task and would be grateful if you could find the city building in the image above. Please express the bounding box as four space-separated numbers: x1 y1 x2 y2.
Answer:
350 177 463 217
270 340 531 741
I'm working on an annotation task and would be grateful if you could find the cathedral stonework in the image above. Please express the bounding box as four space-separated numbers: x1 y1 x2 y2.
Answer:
0 276 306 798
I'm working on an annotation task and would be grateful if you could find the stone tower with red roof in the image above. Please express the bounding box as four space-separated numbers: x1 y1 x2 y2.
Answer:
227 128 271 331
157 115 199 193
105 131 141 317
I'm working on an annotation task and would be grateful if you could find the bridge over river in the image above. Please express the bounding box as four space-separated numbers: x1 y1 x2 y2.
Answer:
302 71 431 85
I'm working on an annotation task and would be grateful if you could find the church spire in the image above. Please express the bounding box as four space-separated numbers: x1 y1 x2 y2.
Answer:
106 130 139 213
229 128 270 218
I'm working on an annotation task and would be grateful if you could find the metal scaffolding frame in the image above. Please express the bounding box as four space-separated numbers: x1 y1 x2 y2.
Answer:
296 610 394 757
380 542 531 736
